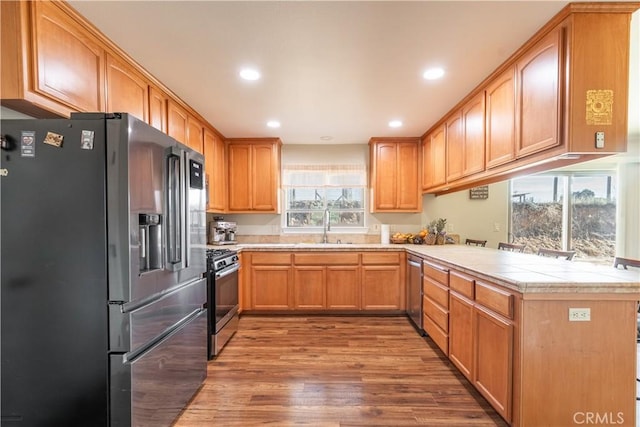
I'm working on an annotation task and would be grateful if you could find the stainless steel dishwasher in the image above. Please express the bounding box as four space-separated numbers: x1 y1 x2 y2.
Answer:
406 254 423 334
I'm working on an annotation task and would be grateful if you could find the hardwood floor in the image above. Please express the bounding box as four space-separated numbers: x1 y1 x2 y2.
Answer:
173 315 507 427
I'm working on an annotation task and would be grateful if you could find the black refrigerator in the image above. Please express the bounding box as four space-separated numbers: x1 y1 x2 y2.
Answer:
0 113 208 426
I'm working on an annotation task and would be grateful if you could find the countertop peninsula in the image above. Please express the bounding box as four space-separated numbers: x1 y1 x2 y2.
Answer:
226 243 640 295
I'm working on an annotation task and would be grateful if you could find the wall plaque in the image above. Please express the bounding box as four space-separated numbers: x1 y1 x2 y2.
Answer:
586 89 613 125
469 186 489 199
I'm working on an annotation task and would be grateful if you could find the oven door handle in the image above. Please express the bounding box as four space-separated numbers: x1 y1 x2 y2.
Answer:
215 264 240 279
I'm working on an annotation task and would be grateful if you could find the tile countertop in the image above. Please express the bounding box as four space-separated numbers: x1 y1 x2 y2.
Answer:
223 243 640 295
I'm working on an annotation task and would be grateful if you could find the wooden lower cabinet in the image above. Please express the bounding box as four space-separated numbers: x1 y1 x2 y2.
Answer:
361 265 402 310
244 251 402 312
326 267 360 310
293 267 325 309
251 266 292 310
448 291 474 380
474 305 513 423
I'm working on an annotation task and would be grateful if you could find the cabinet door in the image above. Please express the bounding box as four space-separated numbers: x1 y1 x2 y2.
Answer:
252 143 278 211
446 112 464 182
373 142 398 210
227 144 252 211
486 67 516 168
203 129 226 212
516 28 562 158
326 266 360 310
105 53 148 122
251 266 291 310
422 126 447 190
187 115 204 153
449 292 474 380
361 266 402 310
32 2 104 112
462 92 485 177
148 85 167 133
167 100 188 144
397 142 420 210
474 306 513 422
294 267 326 309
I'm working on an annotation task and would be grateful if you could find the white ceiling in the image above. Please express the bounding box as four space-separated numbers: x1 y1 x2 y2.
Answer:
68 1 639 147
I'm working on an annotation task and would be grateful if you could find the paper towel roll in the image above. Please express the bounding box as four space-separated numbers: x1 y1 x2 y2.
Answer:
381 224 390 244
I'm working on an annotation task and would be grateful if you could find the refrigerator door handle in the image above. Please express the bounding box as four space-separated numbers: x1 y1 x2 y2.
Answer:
166 147 185 271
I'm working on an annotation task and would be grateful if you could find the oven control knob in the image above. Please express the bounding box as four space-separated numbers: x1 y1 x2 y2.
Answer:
219 260 226 268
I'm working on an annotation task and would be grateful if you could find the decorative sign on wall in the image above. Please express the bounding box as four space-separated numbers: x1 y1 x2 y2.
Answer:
586 89 613 125
469 186 489 200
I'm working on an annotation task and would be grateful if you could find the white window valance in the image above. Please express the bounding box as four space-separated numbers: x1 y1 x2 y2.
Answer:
282 164 366 188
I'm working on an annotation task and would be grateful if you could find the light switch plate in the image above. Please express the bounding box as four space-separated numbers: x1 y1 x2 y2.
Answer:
595 132 605 149
569 307 591 321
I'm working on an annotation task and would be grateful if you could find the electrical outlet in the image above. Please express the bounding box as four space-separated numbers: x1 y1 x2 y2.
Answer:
493 222 500 232
595 131 605 149
569 308 591 322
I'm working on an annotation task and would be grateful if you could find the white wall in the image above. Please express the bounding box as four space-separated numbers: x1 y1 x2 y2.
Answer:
422 182 510 249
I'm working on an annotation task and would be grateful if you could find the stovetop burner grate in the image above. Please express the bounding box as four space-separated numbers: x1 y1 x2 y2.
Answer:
207 248 233 258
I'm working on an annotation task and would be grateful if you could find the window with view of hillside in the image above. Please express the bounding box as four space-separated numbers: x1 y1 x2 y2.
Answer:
282 165 366 230
510 173 616 263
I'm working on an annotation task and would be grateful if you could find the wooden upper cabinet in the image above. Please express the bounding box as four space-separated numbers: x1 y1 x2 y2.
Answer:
446 113 464 182
105 53 148 122
167 99 188 145
462 92 485 177
370 138 421 212
516 27 563 158
148 85 168 133
227 139 281 213
372 141 397 210
486 67 516 169
565 12 631 154
204 129 226 212
31 1 105 114
187 115 204 153
422 125 446 191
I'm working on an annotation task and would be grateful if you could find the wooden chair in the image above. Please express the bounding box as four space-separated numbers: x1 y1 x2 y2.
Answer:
613 257 640 270
537 248 576 260
465 238 487 247
497 242 525 253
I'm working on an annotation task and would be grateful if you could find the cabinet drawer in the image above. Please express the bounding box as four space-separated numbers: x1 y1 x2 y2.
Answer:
361 252 401 265
450 270 475 299
251 252 292 265
294 252 359 265
423 312 448 355
423 296 449 333
475 281 513 319
423 278 449 309
423 261 449 286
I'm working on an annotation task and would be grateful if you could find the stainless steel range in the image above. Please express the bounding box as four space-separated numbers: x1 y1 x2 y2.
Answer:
206 248 239 359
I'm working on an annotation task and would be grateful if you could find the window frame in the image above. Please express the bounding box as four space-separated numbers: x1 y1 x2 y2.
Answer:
281 164 368 234
509 170 617 262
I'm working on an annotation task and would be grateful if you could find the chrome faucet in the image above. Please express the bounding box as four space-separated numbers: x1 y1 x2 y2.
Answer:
322 208 330 243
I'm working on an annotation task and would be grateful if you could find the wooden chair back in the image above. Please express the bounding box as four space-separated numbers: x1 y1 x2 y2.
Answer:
465 239 487 247
497 242 525 253
537 248 576 260
613 257 640 269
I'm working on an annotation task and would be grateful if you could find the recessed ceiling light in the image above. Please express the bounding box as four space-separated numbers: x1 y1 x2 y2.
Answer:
320 136 333 141
423 67 445 80
266 120 280 128
239 68 261 81
388 120 403 128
